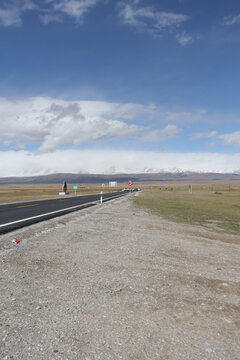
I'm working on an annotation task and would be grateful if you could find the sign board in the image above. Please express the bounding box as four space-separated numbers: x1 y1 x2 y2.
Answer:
73 186 78 190
128 180 133 186
109 181 117 187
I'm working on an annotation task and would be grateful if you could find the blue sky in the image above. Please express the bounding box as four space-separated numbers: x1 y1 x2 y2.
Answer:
0 0 240 176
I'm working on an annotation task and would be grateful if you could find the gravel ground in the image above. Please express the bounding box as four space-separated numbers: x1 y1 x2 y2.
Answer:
0 194 240 360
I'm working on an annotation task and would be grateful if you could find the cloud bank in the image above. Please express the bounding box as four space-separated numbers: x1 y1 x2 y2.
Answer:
1 96 190 154
0 149 239 177
0 96 239 176
0 96 150 153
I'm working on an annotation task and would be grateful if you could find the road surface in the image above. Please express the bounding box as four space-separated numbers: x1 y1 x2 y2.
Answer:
0 190 128 234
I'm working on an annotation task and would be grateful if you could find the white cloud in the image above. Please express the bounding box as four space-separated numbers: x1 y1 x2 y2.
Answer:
119 1 190 41
0 0 99 26
0 0 36 26
52 0 98 23
205 142 216 148
1 95 239 177
219 131 240 148
176 31 193 46
162 109 206 124
40 12 63 25
155 12 189 30
0 0 191 35
191 131 217 140
0 149 239 176
119 4 143 27
223 14 240 26
192 130 240 149
0 96 152 153
137 125 179 141
114 112 136 120
0 8 21 27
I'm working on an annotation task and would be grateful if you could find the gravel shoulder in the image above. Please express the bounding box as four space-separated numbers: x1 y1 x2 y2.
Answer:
0 194 240 360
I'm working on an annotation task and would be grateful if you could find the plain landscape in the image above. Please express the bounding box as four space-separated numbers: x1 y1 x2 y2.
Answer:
0 178 240 359
1 177 239 236
0 193 239 360
1 0 240 359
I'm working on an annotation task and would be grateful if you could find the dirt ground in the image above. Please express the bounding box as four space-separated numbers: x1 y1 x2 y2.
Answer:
0 194 239 360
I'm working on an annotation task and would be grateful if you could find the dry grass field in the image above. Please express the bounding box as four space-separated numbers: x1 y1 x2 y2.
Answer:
134 182 240 235
1 195 240 359
0 183 124 204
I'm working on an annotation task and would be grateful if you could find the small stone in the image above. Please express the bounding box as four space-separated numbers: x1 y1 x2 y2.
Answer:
53 349 58 353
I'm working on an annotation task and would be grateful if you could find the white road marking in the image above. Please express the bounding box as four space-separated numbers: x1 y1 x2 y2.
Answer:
0 193 125 229
0 200 98 228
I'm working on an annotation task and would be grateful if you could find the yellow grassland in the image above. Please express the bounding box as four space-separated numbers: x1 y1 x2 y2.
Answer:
134 182 240 235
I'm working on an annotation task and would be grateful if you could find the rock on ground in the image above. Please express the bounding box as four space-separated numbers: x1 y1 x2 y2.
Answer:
0 195 240 360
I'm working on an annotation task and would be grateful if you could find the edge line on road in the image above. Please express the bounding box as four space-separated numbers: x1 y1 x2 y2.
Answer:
0 193 127 229
0 200 98 228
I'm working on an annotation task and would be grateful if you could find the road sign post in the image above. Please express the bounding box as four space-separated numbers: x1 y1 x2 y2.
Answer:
73 186 78 196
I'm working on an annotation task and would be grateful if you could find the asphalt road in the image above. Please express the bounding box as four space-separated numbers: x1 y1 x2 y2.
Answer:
0 190 129 234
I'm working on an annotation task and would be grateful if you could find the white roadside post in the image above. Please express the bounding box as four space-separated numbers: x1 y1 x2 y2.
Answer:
100 191 103 204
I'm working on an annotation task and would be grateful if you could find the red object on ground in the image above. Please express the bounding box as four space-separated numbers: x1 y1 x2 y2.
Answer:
14 238 19 244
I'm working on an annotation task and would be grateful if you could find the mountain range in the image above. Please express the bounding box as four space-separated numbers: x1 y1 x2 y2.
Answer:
0 172 239 185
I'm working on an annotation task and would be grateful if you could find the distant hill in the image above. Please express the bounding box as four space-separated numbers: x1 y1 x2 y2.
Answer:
0 172 239 185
